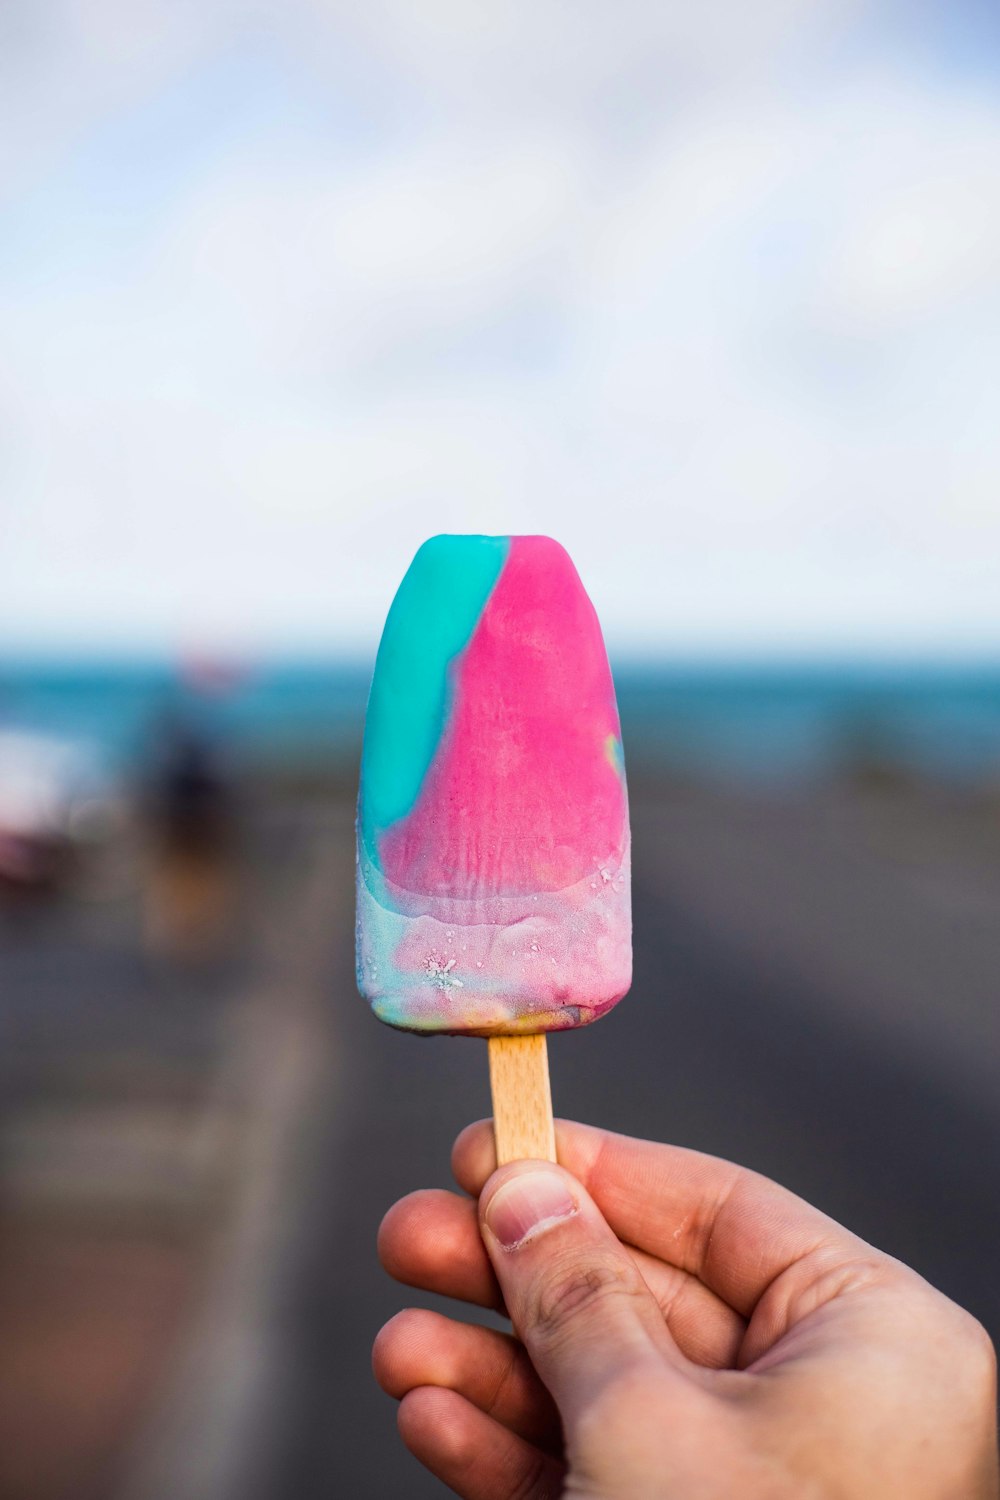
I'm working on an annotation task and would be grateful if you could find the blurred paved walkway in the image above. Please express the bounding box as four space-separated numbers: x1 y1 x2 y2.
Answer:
263 781 1000 1499
0 796 340 1500
3 782 998 1499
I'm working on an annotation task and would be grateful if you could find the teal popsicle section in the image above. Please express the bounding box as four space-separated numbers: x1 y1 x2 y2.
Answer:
359 534 510 861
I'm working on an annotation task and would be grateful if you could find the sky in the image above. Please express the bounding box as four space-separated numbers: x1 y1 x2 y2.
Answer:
1 0 998 658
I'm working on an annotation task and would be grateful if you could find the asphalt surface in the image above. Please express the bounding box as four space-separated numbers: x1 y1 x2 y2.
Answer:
263 780 1000 1499
2 781 997 1499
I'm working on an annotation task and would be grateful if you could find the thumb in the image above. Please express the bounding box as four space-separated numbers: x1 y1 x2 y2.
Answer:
479 1160 682 1430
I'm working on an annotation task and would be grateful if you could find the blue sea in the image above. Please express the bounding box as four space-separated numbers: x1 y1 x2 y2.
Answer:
1 657 999 786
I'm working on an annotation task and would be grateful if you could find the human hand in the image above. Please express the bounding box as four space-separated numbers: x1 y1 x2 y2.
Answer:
374 1119 998 1499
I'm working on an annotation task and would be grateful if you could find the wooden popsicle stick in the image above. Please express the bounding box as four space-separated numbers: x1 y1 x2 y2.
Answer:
488 1034 557 1165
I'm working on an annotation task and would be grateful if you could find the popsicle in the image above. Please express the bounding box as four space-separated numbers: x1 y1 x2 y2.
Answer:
355 533 631 1160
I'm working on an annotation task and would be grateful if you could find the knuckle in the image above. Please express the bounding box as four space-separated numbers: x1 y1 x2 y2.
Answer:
904 1279 998 1391
958 1310 998 1385
532 1253 646 1343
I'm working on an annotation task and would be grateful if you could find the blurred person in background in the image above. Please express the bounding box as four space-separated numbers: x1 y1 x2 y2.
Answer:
138 701 239 962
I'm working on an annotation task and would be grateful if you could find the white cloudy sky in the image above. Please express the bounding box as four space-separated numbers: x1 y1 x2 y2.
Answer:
1 0 998 656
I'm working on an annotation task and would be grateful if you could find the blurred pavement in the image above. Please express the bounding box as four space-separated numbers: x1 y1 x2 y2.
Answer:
2 776 998 1499
254 776 1000 1499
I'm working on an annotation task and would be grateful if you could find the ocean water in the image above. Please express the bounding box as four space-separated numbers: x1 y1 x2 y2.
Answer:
1 657 999 786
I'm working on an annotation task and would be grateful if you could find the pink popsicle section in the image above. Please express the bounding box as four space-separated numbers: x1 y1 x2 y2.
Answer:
380 535 627 900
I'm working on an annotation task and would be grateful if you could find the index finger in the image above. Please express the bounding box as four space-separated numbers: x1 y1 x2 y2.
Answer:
453 1119 872 1319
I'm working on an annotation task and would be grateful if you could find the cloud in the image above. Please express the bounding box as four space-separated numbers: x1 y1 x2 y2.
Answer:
1 1 998 653
0 0 238 201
